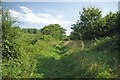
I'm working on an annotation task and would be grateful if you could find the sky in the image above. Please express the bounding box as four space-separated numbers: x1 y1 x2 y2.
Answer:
2 0 120 2
3 2 118 35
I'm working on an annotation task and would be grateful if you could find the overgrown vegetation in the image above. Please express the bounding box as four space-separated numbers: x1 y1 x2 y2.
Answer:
1 6 119 78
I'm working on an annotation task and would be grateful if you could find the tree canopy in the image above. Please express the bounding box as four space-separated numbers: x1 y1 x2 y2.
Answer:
41 24 66 40
70 7 118 40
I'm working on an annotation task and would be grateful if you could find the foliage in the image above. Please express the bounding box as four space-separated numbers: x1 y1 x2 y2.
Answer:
22 28 40 34
102 12 118 36
41 24 66 40
2 10 21 58
70 7 118 40
71 7 102 40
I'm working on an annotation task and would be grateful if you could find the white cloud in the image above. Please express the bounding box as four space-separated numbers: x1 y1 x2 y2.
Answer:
19 6 32 13
9 9 22 18
9 6 73 25
37 13 52 19
9 6 74 35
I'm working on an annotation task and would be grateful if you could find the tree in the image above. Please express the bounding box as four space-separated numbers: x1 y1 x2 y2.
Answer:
102 12 118 36
70 7 103 40
22 28 39 34
40 24 66 40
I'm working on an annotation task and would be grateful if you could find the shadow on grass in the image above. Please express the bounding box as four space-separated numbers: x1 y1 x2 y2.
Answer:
50 50 118 78
50 51 95 78
35 57 57 78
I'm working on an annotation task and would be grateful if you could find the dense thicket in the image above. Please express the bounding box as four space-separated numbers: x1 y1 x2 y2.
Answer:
2 10 21 58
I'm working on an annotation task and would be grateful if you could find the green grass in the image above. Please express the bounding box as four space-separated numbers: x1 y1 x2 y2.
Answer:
49 36 119 78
